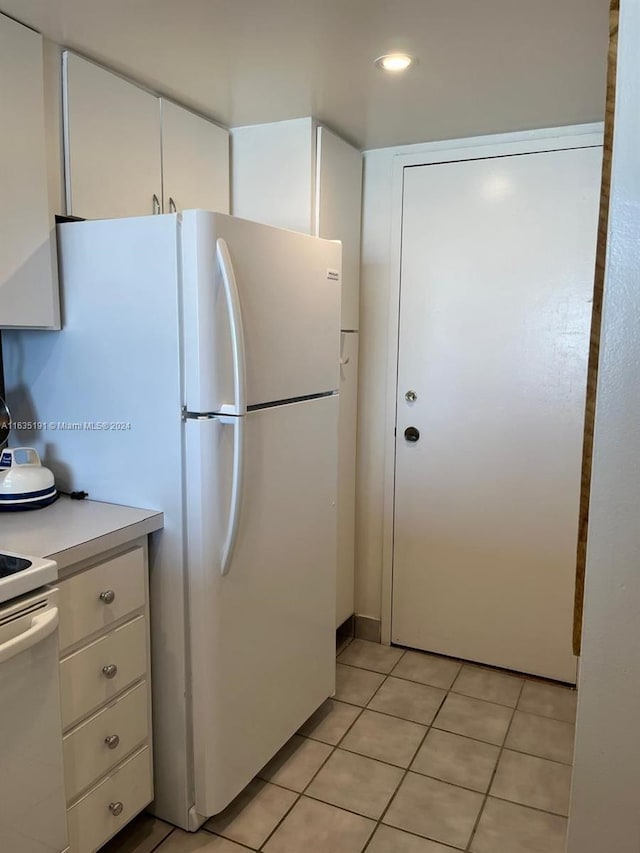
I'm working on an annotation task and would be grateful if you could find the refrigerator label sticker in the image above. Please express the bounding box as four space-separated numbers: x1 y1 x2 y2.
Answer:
327 269 340 281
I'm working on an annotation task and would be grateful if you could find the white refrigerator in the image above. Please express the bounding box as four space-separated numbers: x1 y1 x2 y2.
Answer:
2 210 341 829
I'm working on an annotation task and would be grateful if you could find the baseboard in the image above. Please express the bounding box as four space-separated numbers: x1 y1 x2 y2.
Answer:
354 615 382 643
337 614 355 639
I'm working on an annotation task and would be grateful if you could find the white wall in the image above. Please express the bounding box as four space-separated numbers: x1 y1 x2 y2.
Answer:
357 141 439 619
567 1 640 849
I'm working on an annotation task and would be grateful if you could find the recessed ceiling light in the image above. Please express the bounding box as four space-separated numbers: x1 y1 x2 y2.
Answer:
375 53 415 73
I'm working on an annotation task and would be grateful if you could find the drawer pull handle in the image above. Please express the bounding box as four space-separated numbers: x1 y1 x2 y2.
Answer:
99 590 116 604
109 801 124 817
102 664 118 679
105 734 120 749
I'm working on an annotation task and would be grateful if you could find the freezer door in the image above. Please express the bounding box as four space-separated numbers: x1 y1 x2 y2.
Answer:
181 210 341 413
185 395 338 817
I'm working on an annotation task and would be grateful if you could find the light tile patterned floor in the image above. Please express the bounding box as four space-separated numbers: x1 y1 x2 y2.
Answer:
103 639 577 853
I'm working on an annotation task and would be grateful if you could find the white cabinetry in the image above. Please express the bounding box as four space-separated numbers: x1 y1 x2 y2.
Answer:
63 52 162 219
58 541 153 852
315 127 362 332
231 118 362 626
63 53 230 220
161 99 229 214
0 13 59 329
337 332 359 627
231 119 362 330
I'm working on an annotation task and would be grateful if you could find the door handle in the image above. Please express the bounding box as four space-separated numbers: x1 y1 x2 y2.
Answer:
0 607 58 665
404 426 420 443
152 194 161 215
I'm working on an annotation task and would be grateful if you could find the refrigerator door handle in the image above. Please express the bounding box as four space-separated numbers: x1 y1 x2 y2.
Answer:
218 414 245 575
216 238 247 416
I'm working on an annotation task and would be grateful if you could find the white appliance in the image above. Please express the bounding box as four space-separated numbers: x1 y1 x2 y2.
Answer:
0 447 58 510
2 211 341 829
0 580 68 852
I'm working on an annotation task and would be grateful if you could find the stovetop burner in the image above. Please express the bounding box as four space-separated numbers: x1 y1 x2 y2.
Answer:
0 553 33 578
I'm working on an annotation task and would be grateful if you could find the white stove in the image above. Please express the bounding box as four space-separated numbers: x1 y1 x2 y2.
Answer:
0 550 58 604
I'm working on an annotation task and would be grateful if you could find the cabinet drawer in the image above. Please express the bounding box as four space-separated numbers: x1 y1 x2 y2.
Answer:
67 746 152 853
64 680 148 802
59 547 145 651
60 616 147 729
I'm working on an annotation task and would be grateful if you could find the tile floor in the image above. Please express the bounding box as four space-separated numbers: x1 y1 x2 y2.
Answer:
103 638 577 853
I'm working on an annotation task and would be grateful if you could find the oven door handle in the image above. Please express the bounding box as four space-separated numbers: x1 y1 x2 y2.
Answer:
0 607 58 665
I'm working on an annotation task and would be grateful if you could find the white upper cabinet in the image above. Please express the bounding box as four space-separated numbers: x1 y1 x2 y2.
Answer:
232 118 316 233
161 100 229 214
231 118 362 330
0 14 59 329
63 52 162 219
315 128 362 331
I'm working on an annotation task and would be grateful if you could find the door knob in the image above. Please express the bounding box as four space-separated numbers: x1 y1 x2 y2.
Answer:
404 426 420 443
405 390 417 403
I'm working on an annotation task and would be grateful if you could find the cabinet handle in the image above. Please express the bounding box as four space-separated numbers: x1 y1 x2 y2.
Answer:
153 194 161 215
169 197 177 213
99 589 115 604
109 801 124 817
102 664 118 679
104 734 120 750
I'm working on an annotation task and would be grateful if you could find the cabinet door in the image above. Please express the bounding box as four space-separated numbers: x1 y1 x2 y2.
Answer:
231 118 315 231
336 331 359 627
0 14 58 329
161 100 229 214
315 127 362 331
63 52 161 219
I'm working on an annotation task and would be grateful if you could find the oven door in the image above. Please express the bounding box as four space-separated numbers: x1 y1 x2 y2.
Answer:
0 588 68 852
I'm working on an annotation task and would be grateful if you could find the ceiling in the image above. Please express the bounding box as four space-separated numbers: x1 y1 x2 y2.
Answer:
0 0 610 150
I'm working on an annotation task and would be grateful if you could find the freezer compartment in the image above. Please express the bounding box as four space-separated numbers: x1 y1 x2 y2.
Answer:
185 394 338 817
181 210 342 414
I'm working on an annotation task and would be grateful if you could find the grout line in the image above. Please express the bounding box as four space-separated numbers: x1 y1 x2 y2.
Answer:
486 792 570 819
464 678 526 852
202 832 257 851
499 744 574 767
150 826 176 852
256 791 302 851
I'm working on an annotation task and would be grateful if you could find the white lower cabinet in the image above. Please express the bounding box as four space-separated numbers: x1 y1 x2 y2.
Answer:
63 681 149 802
58 541 153 852
66 747 153 853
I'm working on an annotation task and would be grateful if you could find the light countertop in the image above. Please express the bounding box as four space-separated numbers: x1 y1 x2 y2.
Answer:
0 496 163 572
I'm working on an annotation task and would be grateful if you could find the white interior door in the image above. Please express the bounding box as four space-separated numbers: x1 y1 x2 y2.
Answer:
392 147 601 683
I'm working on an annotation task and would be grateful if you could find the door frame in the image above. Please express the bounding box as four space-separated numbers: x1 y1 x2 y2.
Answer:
380 123 604 646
